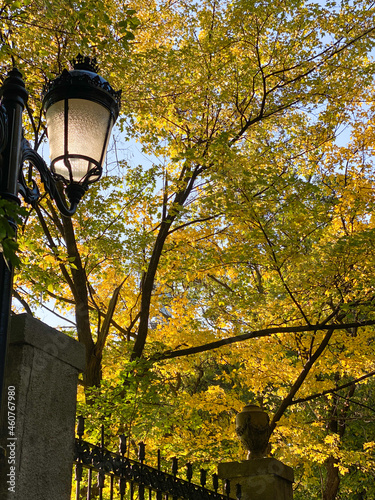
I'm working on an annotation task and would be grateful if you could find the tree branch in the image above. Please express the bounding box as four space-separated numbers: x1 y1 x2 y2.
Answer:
292 370 375 405
154 319 375 361
270 329 334 431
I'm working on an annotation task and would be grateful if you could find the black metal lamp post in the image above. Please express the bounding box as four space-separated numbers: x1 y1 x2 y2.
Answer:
0 55 120 408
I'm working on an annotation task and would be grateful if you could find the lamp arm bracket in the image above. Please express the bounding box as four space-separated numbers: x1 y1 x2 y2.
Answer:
20 138 78 217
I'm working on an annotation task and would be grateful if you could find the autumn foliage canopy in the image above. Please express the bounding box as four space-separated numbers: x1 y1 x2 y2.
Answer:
2 0 375 498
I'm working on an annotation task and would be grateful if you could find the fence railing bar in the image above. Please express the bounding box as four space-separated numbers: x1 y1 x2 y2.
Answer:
75 462 82 500
119 475 126 499
87 467 92 500
74 438 236 499
110 474 114 499
73 417 238 500
224 479 230 499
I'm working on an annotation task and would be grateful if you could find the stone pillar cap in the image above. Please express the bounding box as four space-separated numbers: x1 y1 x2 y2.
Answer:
9 314 85 372
218 458 294 483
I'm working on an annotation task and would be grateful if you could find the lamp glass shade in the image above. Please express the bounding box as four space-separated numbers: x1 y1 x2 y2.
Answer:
46 98 114 184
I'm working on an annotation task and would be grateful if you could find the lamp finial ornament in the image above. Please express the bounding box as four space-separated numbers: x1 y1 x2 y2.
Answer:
71 54 99 73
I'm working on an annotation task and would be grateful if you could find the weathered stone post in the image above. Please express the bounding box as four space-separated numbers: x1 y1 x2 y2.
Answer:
0 314 85 500
218 405 294 500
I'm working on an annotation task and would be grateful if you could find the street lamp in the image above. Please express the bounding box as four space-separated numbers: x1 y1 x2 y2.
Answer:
0 54 120 406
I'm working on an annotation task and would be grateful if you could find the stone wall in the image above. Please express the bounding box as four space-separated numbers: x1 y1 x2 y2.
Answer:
0 314 85 500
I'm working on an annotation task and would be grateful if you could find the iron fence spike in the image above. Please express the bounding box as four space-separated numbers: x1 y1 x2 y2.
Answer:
172 457 178 476
138 441 146 462
186 462 193 482
200 469 207 487
119 434 127 456
212 473 219 492
76 415 84 439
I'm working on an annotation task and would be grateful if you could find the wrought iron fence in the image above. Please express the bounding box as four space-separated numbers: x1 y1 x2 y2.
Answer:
73 417 241 500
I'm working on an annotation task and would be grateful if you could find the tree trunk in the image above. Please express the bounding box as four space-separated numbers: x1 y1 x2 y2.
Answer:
84 346 103 388
323 456 340 500
322 383 355 500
